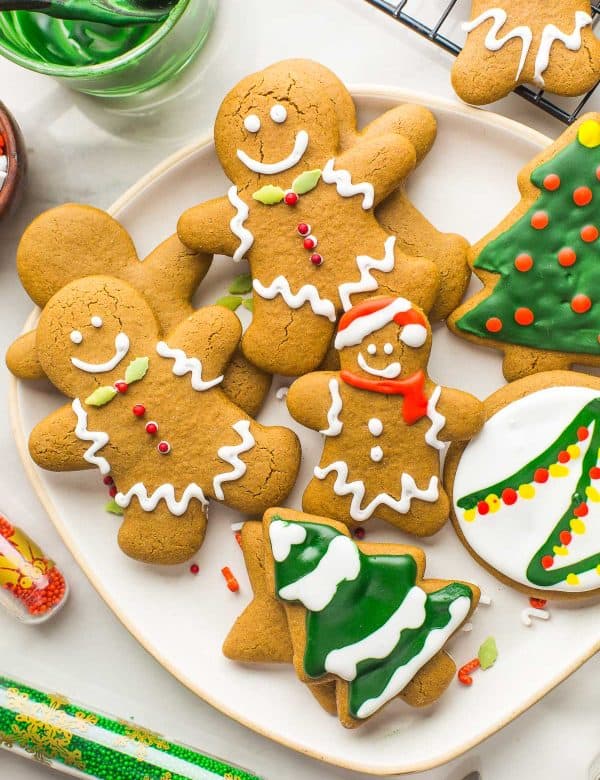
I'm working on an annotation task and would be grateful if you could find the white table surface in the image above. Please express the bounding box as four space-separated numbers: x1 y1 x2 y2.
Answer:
0 1 599 778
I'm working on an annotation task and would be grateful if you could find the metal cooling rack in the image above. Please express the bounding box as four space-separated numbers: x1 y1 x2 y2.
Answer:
364 0 600 124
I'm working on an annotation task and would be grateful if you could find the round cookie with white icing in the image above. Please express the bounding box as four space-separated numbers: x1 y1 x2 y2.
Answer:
445 371 600 600
452 1 600 105
28 275 301 565
286 296 484 535
177 59 442 376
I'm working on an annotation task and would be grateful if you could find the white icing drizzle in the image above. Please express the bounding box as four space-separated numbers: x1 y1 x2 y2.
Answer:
72 398 110 475
212 420 256 500
278 534 360 611
368 418 383 436
355 596 471 718
336 285 409 351
521 606 550 627
314 461 439 522
357 352 401 378
322 158 374 210
71 332 130 373
534 12 592 86
156 341 223 391
399 323 427 349
425 386 446 452
269 519 307 562
227 185 254 262
236 130 309 175
462 9 533 81
253 276 337 322
115 482 208 516
320 379 343 436
337 235 397 312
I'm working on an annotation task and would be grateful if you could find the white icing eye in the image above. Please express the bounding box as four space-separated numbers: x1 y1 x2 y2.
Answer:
70 330 83 344
399 324 427 349
367 343 376 355
270 104 287 124
383 342 393 355
91 316 103 328
244 114 261 133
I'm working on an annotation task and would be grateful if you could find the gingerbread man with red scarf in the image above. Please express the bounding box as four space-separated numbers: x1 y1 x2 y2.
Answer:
287 296 484 535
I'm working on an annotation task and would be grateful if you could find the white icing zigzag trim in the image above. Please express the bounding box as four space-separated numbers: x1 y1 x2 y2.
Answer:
314 460 439 522
212 420 256 500
253 276 337 322
227 185 254 262
322 158 374 210
463 9 533 81
534 12 592 86
320 378 343 436
337 235 396 312
115 482 208 516
156 341 223 391
72 398 110 475
425 386 446 451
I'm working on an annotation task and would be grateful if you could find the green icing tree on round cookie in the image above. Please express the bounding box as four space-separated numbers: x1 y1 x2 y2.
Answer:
456 119 600 356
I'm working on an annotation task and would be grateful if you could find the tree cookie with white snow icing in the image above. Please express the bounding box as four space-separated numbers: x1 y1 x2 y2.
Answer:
452 1 600 105
446 371 600 600
27 275 300 565
286 296 484 536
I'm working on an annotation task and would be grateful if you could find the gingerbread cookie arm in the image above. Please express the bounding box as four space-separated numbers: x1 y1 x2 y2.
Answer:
286 372 341 433
436 387 485 442
359 104 437 163
177 196 242 258
29 403 92 473
6 330 45 380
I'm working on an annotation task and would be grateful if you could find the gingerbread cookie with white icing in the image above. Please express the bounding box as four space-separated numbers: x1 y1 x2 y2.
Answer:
6 203 271 416
453 1 600 105
27 276 300 565
178 59 442 376
286 296 484 535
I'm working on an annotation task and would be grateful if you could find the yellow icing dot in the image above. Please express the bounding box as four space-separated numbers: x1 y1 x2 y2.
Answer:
566 444 581 459
566 573 580 586
485 493 500 513
570 518 586 535
549 464 569 478
519 483 535 499
586 486 600 503
596 565 600 576
578 120 600 149
463 508 476 522
553 545 568 556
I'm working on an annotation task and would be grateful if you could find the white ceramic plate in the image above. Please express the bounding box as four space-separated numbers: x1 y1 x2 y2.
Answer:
11 88 598 776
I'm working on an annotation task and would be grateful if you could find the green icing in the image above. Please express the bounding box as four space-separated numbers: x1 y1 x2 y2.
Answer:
456 130 600 355
242 298 253 312
271 518 472 718
216 294 243 311
477 636 498 670
228 273 253 295
85 386 117 407
13 1 173 27
252 185 285 205
105 498 124 516
457 398 600 587
292 169 321 195
124 356 148 384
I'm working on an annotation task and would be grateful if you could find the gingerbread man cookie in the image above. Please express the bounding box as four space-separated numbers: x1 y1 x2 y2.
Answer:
453 1 600 105
178 59 441 376
287 297 484 535
28 275 301 564
449 115 600 381
6 203 270 416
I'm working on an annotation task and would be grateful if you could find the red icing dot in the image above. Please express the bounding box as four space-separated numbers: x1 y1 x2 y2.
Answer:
310 253 323 266
190 563 199 575
485 317 503 333
514 307 534 326
477 501 489 515
297 222 310 236
573 186 593 207
541 555 554 570
114 381 128 393
145 421 158 435
557 451 570 463
581 225 599 243
502 487 518 505
158 441 171 454
590 467 600 479
571 294 592 314
574 503 589 517
558 247 577 267
515 253 533 272
353 527 366 540
534 468 549 483
303 236 317 250
132 404 146 417
109 485 117 498
543 173 561 191
578 426 590 441
284 191 298 205
531 211 549 230
103 475 114 485
559 530 572 546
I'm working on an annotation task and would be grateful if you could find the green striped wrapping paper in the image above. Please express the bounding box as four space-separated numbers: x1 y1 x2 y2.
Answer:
0 677 262 780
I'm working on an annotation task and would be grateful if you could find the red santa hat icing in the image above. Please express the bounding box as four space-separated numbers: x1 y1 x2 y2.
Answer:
334 297 428 351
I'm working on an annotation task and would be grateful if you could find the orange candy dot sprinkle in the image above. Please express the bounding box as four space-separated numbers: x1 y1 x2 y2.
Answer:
531 211 549 230
221 566 239 592
515 253 533 272
571 294 592 314
581 225 599 243
573 186 593 207
543 173 561 191
558 247 577 267
485 317 503 333
514 307 534 326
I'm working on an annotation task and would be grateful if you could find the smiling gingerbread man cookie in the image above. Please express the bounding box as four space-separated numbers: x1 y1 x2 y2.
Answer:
178 59 441 376
287 297 484 535
28 275 301 565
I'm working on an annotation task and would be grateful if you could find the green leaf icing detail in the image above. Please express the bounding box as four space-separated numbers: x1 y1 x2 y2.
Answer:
270 518 473 719
85 386 117 407
478 636 498 670
105 499 124 516
124 356 148 384
456 129 600 355
242 298 254 312
292 169 321 195
216 295 243 311
228 273 253 295
252 185 285 205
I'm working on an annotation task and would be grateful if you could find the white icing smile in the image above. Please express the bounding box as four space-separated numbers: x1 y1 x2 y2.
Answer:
237 130 309 175
71 332 130 373
357 352 400 379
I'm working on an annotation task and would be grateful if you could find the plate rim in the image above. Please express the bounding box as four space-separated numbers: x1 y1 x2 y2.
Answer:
10 86 589 776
